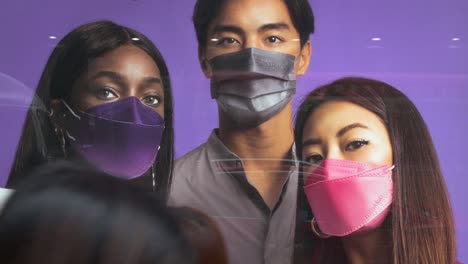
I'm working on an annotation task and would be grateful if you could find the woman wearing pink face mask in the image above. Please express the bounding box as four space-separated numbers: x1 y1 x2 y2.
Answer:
294 77 458 264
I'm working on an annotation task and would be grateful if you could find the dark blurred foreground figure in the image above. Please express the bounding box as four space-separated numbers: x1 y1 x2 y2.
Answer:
0 162 196 264
172 207 229 264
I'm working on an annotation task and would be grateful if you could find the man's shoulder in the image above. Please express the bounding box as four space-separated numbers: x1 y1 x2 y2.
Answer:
174 142 210 172
169 142 212 206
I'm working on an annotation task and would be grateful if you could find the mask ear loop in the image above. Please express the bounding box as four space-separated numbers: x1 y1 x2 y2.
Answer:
52 126 67 159
49 108 67 158
51 101 81 158
311 217 331 239
152 165 156 192
60 99 81 120
151 145 162 192
59 100 79 142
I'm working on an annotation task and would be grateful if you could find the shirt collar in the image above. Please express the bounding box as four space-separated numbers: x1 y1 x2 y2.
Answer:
206 129 298 173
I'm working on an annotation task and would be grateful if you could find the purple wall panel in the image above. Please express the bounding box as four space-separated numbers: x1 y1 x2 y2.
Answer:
1 0 467 260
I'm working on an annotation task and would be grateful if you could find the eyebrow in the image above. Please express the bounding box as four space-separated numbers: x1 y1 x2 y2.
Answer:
142 77 161 84
89 71 161 85
89 71 125 82
258 23 290 33
301 123 370 147
211 25 244 36
210 22 290 37
302 138 322 147
337 123 370 137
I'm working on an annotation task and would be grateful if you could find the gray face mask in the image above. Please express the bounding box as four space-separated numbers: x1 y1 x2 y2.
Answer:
209 48 296 127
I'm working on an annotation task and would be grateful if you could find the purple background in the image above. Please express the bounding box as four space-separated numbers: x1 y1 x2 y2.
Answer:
1 0 467 260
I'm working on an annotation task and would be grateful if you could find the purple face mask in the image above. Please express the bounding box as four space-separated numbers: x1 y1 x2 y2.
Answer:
61 97 165 179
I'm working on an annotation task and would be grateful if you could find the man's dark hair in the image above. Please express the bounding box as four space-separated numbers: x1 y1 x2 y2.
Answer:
193 0 315 49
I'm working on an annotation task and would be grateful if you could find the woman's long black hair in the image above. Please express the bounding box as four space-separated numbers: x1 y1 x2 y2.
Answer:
7 20 174 199
294 77 456 263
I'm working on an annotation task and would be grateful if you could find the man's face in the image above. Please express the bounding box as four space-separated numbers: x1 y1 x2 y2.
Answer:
200 0 311 77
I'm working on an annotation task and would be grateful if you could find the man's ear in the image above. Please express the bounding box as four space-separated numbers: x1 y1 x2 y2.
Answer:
199 46 212 78
296 40 312 76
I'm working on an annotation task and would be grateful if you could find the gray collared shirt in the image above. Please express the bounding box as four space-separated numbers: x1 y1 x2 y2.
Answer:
169 130 298 264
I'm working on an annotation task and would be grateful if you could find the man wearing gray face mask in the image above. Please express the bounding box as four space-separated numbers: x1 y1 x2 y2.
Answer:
169 0 314 263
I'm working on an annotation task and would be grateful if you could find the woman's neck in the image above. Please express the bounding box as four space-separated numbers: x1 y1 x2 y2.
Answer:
341 227 392 264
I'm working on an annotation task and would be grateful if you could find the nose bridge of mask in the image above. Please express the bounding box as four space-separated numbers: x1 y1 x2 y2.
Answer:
84 97 164 126
209 48 297 82
305 159 394 185
209 48 297 101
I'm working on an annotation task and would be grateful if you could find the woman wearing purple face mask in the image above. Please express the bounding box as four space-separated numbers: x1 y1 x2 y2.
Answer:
293 77 457 264
7 20 174 199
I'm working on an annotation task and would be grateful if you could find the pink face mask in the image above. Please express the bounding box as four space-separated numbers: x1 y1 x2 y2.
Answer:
303 159 394 237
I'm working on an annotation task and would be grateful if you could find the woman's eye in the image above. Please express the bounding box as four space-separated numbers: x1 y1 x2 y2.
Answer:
142 95 162 107
304 154 323 165
345 139 369 151
95 88 118 100
266 36 282 44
